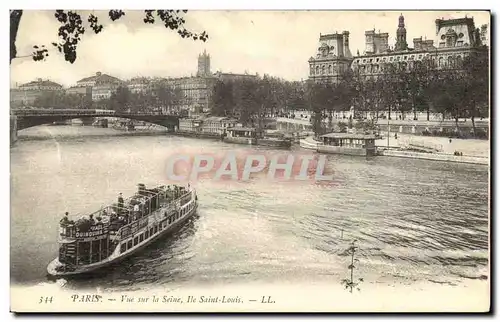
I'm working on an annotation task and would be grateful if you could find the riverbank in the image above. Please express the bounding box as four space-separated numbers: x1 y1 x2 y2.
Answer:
299 135 489 166
379 149 489 165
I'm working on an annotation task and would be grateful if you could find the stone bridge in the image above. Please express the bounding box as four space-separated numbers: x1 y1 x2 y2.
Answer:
10 109 181 145
11 109 180 131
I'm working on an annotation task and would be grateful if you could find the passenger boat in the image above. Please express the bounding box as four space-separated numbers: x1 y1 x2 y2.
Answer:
223 127 258 145
317 132 377 156
47 183 198 277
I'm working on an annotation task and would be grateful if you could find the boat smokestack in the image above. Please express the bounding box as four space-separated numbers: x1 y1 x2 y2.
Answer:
138 183 146 196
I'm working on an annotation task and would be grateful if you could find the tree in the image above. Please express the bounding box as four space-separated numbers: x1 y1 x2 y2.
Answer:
109 86 132 112
10 10 208 64
210 80 234 117
461 51 489 137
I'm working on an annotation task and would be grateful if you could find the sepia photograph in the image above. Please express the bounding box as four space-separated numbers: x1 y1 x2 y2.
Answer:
9 8 491 313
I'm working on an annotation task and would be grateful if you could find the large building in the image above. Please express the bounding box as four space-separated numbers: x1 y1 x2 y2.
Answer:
10 78 63 107
310 15 489 82
162 51 258 115
308 31 353 83
74 72 123 101
354 15 488 78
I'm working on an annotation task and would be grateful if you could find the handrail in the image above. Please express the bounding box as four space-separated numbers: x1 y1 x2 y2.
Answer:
115 188 194 238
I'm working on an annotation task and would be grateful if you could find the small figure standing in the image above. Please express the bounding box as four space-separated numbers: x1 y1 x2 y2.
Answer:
118 193 124 214
60 212 70 225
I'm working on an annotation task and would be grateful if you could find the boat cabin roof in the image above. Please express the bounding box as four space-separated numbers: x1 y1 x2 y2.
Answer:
320 133 377 140
227 127 257 132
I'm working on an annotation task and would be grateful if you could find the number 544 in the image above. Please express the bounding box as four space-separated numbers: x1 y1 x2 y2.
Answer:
39 296 53 304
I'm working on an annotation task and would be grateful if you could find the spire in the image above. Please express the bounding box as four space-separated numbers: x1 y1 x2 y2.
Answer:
398 14 405 28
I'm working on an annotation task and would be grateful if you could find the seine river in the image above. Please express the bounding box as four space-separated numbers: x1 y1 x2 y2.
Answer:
10 126 489 292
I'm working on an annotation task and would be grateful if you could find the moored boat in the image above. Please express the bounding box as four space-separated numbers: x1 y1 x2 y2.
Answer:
223 127 258 145
317 132 377 156
47 183 198 277
258 131 292 148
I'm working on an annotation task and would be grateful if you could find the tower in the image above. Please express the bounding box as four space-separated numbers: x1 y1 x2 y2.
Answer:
365 30 375 54
395 14 408 51
342 31 352 58
197 50 211 77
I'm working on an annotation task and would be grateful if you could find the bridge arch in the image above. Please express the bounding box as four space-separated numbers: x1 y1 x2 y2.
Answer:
12 109 180 131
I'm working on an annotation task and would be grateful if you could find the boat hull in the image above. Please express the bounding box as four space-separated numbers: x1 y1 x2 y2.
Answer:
257 138 292 148
317 145 376 156
47 202 198 277
223 137 257 145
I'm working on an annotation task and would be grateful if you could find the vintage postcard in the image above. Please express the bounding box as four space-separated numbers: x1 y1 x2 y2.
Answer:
9 9 490 313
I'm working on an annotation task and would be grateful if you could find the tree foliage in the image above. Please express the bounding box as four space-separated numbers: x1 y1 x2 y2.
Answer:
10 9 208 64
303 50 489 138
209 75 304 126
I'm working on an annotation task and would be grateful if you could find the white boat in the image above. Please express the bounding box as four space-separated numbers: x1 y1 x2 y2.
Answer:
47 183 198 277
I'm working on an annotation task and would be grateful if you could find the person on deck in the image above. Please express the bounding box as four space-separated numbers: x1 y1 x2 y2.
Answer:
117 193 124 215
133 203 140 220
60 212 70 225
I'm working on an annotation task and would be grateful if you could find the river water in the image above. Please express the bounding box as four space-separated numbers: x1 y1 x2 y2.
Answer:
10 126 489 293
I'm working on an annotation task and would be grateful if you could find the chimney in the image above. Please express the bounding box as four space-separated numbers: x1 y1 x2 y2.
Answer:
413 37 422 51
96 72 102 76
435 19 441 35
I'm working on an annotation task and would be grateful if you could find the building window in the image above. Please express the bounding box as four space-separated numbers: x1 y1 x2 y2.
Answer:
127 240 132 249
448 56 454 67
328 65 332 74
390 57 394 61
321 65 325 75
438 56 444 68
315 66 319 74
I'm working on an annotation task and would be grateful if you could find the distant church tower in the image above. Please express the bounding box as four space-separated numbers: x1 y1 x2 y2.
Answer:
197 50 211 77
395 14 408 51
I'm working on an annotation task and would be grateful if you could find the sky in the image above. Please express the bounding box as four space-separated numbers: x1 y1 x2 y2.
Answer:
10 10 490 87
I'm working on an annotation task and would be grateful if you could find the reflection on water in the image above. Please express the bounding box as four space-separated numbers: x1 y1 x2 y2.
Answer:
11 126 489 291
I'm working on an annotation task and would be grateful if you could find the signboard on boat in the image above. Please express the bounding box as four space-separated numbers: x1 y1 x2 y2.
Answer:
75 223 109 242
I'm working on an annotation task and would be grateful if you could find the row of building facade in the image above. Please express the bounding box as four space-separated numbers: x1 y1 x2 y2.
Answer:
308 15 489 83
10 50 257 115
